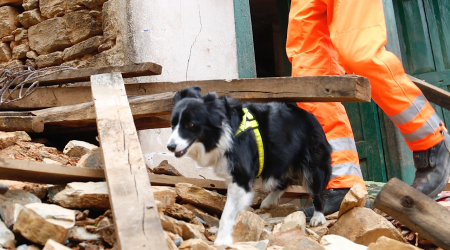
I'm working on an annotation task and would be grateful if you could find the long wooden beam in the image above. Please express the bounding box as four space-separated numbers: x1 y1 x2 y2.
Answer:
22 62 162 86
0 158 308 198
91 73 168 250
374 178 450 249
409 75 450 111
1 75 371 110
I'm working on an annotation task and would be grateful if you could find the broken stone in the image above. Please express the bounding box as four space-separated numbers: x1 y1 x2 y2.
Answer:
63 10 102 44
179 221 207 241
164 231 180 250
307 223 329 238
320 234 368 250
225 240 269 250
0 180 48 199
272 211 306 234
165 203 202 225
28 18 72 55
366 236 420 250
183 204 220 228
96 216 115 246
160 214 183 237
152 186 177 210
12 28 27 41
176 183 226 215
12 43 30 59
0 42 12 63
268 227 307 247
42 239 72 250
283 237 325 250
0 6 20 39
26 50 38 59
0 59 23 68
43 158 62 165
35 51 64 68
76 148 103 169
39 0 66 18
38 149 69 165
338 182 367 218
251 187 270 207
328 207 404 246
1 35 14 42
178 239 210 250
0 189 41 227
80 0 107 9
63 140 98 158
16 9 45 28
68 227 101 242
152 160 184 176
14 203 75 245
63 35 102 61
22 0 38 11
232 211 265 243
14 131 32 142
0 132 17 149
0 220 15 249
52 182 109 210
255 203 299 218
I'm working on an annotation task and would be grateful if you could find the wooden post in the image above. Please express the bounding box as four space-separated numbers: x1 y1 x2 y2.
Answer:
374 178 450 250
91 73 168 250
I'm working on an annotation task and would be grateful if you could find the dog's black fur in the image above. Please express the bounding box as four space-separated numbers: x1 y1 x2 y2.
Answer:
167 86 331 245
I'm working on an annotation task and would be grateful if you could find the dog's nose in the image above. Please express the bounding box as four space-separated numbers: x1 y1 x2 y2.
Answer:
167 143 177 152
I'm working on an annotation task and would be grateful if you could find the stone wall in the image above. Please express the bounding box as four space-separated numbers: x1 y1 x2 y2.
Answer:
0 0 131 69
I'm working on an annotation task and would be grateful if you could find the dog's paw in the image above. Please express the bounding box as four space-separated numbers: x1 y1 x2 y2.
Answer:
260 195 278 210
310 211 326 227
214 235 233 246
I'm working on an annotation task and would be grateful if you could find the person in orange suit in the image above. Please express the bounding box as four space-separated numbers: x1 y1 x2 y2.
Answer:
287 0 450 219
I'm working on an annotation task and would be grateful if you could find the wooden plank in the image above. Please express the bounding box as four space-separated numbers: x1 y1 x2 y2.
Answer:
409 74 450 111
374 178 450 249
91 73 168 250
0 158 308 198
31 92 174 134
0 113 44 133
0 158 104 184
26 62 162 86
1 75 371 110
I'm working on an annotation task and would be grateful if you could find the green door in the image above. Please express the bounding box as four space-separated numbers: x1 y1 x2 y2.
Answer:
394 0 450 125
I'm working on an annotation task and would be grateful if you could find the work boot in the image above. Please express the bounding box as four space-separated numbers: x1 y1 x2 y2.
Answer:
412 131 450 198
299 188 349 221
0 184 8 195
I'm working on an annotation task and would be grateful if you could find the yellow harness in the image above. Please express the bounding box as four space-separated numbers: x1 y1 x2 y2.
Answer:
234 108 264 177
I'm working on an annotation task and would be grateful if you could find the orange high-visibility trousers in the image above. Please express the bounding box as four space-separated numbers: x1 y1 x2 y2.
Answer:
287 0 445 189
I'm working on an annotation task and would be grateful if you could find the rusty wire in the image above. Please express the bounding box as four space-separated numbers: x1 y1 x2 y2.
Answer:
0 65 75 105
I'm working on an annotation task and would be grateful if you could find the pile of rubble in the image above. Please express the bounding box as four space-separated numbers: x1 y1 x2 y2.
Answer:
0 131 446 250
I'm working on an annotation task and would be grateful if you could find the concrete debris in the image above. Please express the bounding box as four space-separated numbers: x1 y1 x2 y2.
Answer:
152 160 184 176
0 220 15 249
338 182 368 218
13 203 75 245
176 183 227 215
366 236 421 250
320 235 368 250
52 182 109 210
0 189 41 227
271 211 306 234
232 211 266 243
328 207 404 246
42 239 72 250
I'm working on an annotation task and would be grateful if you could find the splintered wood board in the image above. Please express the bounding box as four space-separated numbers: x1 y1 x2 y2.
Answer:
25 62 162 86
3 75 371 110
91 73 168 250
0 158 308 198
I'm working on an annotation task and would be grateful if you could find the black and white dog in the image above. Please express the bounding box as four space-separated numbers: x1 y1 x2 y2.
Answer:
167 86 331 245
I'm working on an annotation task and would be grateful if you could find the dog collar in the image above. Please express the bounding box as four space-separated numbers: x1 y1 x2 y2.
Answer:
234 108 264 177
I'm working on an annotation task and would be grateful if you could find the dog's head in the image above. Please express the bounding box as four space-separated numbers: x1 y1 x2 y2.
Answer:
167 86 227 157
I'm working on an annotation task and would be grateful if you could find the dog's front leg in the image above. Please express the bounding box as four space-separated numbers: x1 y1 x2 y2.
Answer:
214 182 254 246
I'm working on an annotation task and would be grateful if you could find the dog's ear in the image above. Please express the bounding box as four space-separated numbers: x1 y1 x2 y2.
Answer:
202 92 218 103
174 86 202 103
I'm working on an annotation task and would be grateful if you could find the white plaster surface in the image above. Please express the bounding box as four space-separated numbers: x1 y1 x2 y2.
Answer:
128 0 239 180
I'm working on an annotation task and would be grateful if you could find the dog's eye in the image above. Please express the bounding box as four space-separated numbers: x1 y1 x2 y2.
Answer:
186 122 194 128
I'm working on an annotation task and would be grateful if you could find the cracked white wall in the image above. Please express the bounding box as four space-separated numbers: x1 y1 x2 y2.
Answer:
128 0 239 179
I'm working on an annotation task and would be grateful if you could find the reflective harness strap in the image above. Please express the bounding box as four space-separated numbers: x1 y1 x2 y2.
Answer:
234 108 264 177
